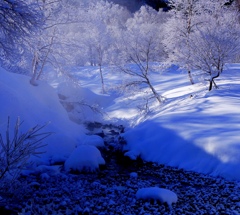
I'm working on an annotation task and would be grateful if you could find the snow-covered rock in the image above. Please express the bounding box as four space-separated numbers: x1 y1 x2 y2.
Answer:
81 135 105 147
136 187 178 206
64 145 105 172
40 173 50 180
35 165 61 175
130 172 138 178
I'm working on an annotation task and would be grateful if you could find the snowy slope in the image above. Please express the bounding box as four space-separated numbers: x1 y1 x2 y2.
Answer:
123 65 240 180
1 63 240 180
68 64 240 180
0 67 86 165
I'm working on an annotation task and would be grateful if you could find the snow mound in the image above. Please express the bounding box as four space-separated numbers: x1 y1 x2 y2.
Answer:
64 145 105 172
0 68 86 166
130 172 138 178
57 82 113 122
57 82 112 106
136 187 178 206
81 135 105 147
123 120 240 180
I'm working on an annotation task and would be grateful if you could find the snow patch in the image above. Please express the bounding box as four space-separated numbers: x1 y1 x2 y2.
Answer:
130 172 138 178
136 187 178 206
64 145 105 172
81 135 105 147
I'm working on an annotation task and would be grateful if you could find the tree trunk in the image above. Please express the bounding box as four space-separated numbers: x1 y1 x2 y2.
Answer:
30 51 39 86
209 71 220 91
99 64 105 94
146 77 161 104
188 70 194 85
186 1 194 85
37 34 55 80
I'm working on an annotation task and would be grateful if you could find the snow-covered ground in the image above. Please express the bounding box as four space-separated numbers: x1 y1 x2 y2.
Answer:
60 63 240 181
1 63 240 214
0 63 240 182
121 64 240 180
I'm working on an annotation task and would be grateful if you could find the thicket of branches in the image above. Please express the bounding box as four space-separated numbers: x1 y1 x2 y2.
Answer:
0 117 51 186
0 0 43 67
1 0 240 94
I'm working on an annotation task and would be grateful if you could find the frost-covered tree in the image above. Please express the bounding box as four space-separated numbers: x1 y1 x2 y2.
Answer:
163 0 206 84
26 0 130 87
119 6 166 104
69 0 130 93
87 1 130 93
29 0 84 85
163 0 238 88
187 4 240 91
0 0 43 68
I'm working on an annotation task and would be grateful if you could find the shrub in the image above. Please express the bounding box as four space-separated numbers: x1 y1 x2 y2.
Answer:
0 117 51 184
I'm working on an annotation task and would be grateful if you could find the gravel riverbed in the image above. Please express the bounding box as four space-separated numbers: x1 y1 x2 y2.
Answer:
1 123 240 215
2 160 240 215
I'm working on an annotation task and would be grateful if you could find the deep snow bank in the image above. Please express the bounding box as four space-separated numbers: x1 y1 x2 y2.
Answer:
0 68 85 165
123 120 240 180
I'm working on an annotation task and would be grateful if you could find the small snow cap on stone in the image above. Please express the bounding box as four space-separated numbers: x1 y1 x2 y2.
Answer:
40 173 50 180
136 187 178 206
130 172 138 178
64 145 105 172
81 135 105 147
